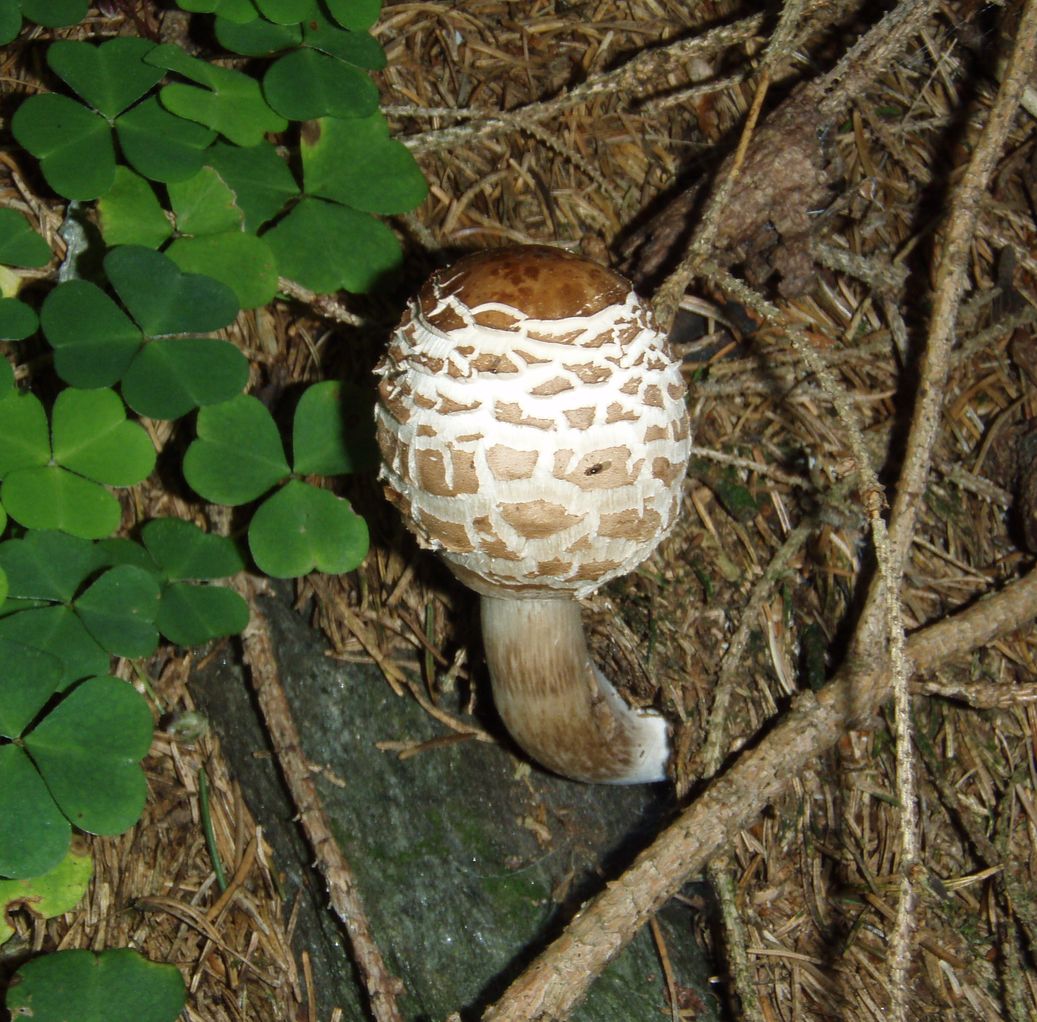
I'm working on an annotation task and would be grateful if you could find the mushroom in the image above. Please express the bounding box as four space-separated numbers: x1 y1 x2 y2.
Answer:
374 245 691 783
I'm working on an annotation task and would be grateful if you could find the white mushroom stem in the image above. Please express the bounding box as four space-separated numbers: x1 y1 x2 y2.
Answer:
480 595 669 784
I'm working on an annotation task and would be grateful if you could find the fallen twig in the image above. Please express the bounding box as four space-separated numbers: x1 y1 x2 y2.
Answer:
238 578 406 1022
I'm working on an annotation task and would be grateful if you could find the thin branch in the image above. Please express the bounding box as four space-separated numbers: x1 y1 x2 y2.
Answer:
402 15 766 154
708 858 766 1022
650 0 811 331
238 579 406 1022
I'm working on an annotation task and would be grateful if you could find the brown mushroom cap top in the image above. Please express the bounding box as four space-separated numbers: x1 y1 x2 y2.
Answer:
420 246 632 332
375 245 691 599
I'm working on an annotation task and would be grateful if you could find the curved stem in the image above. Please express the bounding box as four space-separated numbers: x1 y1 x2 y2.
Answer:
480 596 669 784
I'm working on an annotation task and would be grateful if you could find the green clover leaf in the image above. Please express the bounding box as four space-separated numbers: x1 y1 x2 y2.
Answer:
41 247 244 418
47 37 164 119
11 34 232 197
183 394 291 504
148 43 287 146
0 744 69 879
248 478 368 577
25 675 154 834
0 842 92 945
0 388 155 539
5 948 185 1022
264 196 401 293
302 111 428 215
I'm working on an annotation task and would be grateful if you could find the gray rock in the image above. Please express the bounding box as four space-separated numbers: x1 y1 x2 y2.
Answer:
191 590 717 1021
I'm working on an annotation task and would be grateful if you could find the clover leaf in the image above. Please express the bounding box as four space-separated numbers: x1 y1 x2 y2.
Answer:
114 96 217 183
40 246 244 419
0 638 64 747
0 208 52 267
0 531 161 666
98 163 282 308
0 209 51 341
47 37 165 119
25 675 154 834
0 842 92 945
184 389 370 577
11 37 217 199
325 0 381 31
97 166 175 249
211 139 302 228
255 0 313 23
5 949 186 1022
0 0 89 46
165 167 279 307
140 518 249 646
215 14 301 55
292 380 379 475
0 532 121 691
0 649 152 876
302 110 428 215
303 9 385 68
249 478 369 576
74 565 160 659
0 744 69 879
262 112 426 293
263 46 378 120
264 196 401 293
0 388 155 539
184 394 291 504
257 4 384 120
147 43 287 146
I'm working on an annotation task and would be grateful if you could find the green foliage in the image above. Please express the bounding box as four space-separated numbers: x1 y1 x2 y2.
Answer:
184 388 370 577
13 36 220 192
0 668 153 878
100 166 279 307
0 0 418 988
0 208 51 341
148 44 288 146
0 842 93 944
5 948 186 1022
0 387 156 538
41 246 244 418
0 0 90 48
140 518 250 646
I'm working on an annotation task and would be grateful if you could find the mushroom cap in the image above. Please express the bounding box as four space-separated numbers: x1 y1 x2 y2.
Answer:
375 245 691 599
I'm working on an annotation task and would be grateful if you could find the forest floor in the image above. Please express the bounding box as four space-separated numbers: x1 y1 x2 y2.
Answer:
6 1 1037 1020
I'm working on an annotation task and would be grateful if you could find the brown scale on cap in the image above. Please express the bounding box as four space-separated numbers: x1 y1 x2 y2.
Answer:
423 245 631 331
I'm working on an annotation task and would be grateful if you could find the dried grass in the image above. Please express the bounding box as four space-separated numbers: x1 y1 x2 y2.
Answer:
3 0 1037 1020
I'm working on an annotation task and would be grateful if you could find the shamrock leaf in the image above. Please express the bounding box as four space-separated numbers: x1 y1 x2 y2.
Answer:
183 394 290 504
12 34 224 198
5 948 185 1022
0 388 155 539
25 675 153 834
148 43 287 146
248 478 368 577
41 247 243 419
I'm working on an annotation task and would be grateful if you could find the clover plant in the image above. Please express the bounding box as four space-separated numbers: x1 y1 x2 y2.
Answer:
1 0 426 1007
0 0 89 46
0 842 93 945
5 948 186 1022
0 386 156 538
184 382 375 577
0 208 52 340
41 246 245 418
